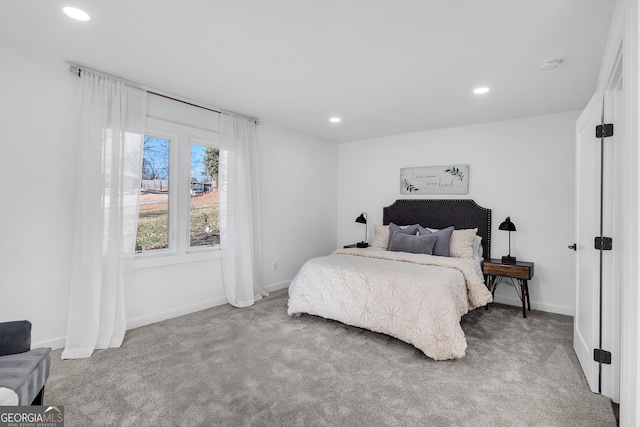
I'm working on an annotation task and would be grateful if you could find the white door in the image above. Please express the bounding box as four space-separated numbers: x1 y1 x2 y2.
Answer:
574 81 623 401
574 93 602 394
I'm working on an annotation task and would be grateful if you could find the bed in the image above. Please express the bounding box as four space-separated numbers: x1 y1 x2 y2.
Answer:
287 199 493 360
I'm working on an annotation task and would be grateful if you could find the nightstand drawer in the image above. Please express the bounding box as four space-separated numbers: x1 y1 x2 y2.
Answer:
483 262 532 279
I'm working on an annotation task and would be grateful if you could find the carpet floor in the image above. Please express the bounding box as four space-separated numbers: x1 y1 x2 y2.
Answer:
47 290 616 426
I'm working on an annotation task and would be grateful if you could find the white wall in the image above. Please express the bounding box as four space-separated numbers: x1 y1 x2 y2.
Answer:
0 46 77 349
258 123 339 288
0 46 338 349
338 111 580 315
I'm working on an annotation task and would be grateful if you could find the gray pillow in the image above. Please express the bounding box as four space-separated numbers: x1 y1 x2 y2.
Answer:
418 225 454 257
387 223 419 249
0 320 31 356
388 233 437 255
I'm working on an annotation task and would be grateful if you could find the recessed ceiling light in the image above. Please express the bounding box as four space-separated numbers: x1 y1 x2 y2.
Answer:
63 7 91 21
473 87 490 95
329 117 341 123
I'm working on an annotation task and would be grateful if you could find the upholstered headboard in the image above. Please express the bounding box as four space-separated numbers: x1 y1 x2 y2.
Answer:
382 199 491 259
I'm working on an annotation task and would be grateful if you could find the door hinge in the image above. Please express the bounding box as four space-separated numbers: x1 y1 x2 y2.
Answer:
594 236 613 250
593 349 612 364
595 123 614 138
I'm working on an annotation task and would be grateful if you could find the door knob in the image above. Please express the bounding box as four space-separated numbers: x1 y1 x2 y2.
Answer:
568 244 576 251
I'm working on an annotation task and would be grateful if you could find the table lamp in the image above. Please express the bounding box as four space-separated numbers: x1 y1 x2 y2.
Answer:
355 213 368 248
499 216 517 264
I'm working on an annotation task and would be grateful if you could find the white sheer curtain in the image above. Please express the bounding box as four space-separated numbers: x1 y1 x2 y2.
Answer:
219 112 268 307
62 71 146 359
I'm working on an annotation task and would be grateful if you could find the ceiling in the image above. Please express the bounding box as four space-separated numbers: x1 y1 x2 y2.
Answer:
2 0 615 143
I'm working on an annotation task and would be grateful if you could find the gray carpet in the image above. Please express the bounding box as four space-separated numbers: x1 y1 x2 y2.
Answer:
47 290 616 426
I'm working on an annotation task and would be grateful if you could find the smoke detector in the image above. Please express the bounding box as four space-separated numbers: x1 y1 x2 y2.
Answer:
539 59 564 71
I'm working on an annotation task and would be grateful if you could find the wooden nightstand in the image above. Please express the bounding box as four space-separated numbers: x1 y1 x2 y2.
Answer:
483 258 534 318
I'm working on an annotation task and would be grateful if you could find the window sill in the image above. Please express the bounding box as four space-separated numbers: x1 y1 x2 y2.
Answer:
133 246 221 270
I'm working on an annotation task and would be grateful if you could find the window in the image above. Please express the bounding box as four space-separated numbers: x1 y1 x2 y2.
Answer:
135 117 219 260
189 143 219 247
136 135 170 251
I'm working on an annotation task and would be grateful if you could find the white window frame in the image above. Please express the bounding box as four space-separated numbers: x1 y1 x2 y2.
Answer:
134 117 220 269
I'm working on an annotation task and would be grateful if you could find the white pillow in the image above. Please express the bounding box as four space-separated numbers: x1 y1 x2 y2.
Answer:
450 228 478 259
372 225 390 249
0 387 18 406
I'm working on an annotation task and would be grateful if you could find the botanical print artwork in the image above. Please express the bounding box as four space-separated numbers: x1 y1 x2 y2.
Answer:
402 178 420 193
400 165 469 194
445 166 465 181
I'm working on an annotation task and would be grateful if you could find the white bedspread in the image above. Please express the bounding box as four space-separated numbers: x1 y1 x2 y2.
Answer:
287 248 492 360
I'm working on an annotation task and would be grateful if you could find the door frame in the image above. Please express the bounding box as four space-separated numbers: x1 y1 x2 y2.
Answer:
601 45 623 403
593 0 639 423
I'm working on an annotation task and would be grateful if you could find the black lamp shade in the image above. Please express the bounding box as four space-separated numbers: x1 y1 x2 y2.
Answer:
355 213 367 224
499 217 516 232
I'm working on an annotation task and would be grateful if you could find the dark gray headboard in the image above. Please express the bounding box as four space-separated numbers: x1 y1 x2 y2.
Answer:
382 199 491 259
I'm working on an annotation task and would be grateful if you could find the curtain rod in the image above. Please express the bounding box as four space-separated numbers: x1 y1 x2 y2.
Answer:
148 91 221 115
68 65 260 123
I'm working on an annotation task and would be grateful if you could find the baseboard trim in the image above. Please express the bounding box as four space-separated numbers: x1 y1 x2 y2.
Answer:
263 281 291 293
35 282 294 351
126 296 228 331
33 337 66 351
493 295 574 317
127 282 292 330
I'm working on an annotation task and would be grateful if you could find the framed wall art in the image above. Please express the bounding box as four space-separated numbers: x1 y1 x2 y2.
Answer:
400 165 469 194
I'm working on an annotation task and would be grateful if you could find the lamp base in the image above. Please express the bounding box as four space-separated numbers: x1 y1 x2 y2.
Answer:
501 255 517 265
357 242 369 248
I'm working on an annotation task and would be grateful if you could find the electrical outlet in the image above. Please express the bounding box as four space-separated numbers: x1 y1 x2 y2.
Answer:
272 261 278 271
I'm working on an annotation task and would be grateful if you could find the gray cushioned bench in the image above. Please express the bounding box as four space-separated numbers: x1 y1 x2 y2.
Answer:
0 321 51 405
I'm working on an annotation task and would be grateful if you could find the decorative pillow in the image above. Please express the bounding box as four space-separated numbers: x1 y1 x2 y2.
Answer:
0 320 31 356
418 225 454 257
387 223 420 249
388 233 437 255
450 228 478 258
372 225 390 249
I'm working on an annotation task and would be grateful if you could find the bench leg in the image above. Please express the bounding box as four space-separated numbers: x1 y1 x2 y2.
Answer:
31 386 44 406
